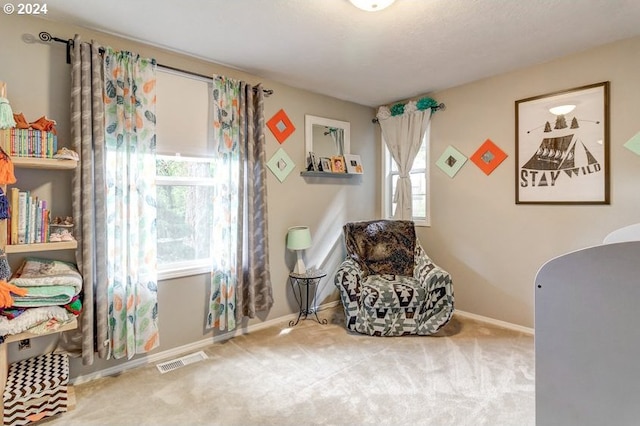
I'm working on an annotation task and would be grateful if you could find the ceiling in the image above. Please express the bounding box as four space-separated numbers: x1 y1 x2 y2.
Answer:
42 0 640 107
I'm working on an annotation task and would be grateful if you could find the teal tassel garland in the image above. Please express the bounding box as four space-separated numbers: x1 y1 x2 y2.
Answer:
0 98 15 130
416 97 438 111
390 103 405 116
0 82 16 129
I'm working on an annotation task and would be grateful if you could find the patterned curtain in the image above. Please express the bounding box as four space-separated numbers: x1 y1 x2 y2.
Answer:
103 48 159 359
238 81 272 320
207 76 273 331
66 35 108 365
208 76 240 331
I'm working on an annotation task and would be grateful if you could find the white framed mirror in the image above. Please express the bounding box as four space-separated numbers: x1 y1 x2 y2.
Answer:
304 115 351 160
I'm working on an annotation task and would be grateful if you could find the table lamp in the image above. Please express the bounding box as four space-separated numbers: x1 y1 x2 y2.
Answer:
287 226 312 274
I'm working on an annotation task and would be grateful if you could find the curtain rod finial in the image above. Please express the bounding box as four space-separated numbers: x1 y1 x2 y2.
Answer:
39 31 52 43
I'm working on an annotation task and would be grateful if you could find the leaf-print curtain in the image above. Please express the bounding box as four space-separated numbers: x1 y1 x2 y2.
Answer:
208 76 240 330
103 48 159 359
207 75 273 331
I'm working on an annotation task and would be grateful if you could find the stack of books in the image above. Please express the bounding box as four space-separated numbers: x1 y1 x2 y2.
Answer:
2 128 58 158
7 188 50 245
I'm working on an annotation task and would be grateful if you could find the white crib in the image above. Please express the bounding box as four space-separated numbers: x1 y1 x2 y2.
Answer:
535 226 640 425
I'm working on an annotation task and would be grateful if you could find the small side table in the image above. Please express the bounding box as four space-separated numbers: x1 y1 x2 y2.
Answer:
289 269 328 326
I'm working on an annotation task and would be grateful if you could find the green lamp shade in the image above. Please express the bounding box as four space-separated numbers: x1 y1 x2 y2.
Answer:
287 226 312 250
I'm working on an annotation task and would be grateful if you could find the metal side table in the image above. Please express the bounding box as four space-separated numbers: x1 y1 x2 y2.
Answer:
288 269 328 326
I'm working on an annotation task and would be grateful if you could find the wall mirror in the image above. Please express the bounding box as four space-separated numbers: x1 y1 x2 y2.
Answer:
304 115 351 160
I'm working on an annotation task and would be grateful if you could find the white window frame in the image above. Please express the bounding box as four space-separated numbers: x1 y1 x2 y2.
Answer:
156 154 215 280
380 128 431 227
155 67 215 280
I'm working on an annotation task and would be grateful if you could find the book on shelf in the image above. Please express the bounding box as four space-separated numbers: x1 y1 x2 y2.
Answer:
9 187 18 243
17 191 27 244
10 189 51 245
1 128 58 158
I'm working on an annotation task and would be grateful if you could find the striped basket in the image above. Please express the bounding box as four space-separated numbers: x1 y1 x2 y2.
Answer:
3 353 69 426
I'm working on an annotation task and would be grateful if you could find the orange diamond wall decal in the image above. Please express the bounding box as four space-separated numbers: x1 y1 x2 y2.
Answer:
267 109 295 144
470 139 507 175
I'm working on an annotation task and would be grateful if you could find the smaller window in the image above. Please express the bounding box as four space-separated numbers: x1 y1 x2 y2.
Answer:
381 129 431 226
156 155 215 279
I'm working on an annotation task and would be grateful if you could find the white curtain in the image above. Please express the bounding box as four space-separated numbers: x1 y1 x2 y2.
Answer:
329 128 344 155
377 105 432 219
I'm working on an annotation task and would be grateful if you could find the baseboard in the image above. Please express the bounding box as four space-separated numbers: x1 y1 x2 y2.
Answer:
454 309 534 335
71 300 341 385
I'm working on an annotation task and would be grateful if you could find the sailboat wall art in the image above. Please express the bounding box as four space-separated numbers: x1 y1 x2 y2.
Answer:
515 82 610 204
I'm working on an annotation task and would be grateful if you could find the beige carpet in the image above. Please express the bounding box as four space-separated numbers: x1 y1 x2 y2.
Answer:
44 309 534 426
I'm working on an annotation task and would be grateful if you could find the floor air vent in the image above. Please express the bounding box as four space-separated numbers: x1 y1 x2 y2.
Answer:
156 351 208 374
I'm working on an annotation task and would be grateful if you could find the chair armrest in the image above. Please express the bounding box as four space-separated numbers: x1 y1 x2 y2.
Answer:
414 243 455 331
334 258 365 331
335 257 364 292
414 244 452 291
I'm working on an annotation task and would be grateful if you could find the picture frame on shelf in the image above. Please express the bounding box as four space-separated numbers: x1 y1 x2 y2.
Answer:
331 156 345 173
319 157 332 172
306 151 318 171
344 154 363 174
515 81 609 204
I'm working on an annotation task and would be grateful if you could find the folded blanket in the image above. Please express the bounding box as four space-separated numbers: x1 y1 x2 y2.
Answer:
10 257 82 295
0 306 71 337
12 285 77 307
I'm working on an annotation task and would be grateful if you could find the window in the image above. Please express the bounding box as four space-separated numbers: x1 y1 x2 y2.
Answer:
381 127 431 226
156 155 215 278
156 68 214 279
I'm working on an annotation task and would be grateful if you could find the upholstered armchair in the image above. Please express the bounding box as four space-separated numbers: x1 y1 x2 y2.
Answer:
334 220 454 336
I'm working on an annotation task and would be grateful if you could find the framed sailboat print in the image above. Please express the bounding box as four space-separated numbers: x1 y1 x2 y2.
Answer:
515 81 610 204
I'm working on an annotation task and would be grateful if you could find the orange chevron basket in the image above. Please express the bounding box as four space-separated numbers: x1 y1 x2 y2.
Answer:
3 353 68 426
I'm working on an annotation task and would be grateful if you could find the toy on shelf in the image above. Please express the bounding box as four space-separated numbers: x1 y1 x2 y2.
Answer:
53 147 79 161
0 252 27 308
12 113 57 135
50 216 75 242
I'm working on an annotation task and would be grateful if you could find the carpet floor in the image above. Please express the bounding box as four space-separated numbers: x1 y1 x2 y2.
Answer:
44 309 535 425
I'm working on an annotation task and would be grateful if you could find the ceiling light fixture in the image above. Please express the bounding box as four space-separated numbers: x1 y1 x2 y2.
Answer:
549 104 576 116
349 0 396 12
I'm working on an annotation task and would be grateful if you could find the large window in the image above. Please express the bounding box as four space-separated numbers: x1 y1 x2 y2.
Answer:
156 155 215 278
382 128 431 226
156 68 214 279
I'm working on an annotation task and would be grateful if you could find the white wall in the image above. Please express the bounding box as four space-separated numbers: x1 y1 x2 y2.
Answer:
0 14 377 376
420 36 640 328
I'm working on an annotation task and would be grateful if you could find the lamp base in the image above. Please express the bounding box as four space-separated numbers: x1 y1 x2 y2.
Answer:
293 251 307 274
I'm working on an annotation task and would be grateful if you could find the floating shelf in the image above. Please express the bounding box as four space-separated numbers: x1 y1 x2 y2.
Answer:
11 156 78 170
4 241 77 254
300 171 359 178
2 317 78 345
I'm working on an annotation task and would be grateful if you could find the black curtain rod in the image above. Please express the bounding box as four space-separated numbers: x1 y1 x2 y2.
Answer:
38 31 274 97
371 102 446 123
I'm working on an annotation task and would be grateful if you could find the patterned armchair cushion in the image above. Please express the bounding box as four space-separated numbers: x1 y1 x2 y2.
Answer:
343 220 415 277
361 275 425 310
